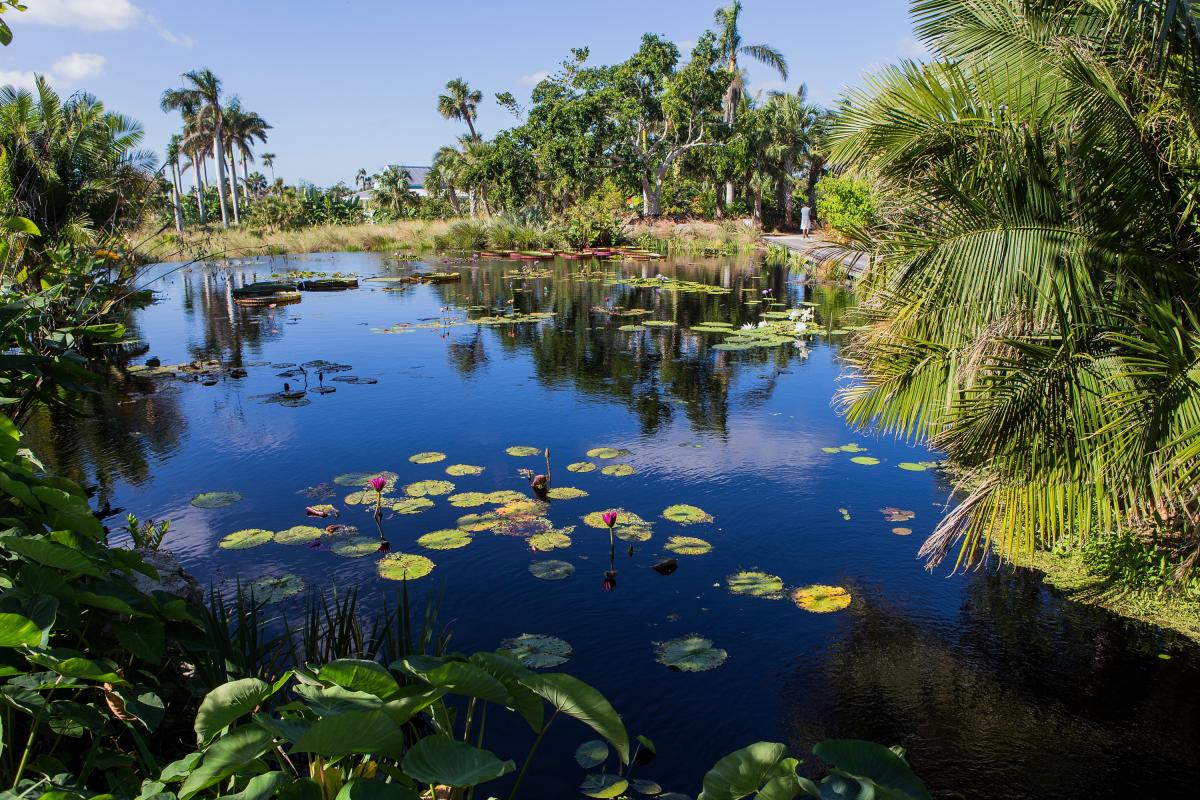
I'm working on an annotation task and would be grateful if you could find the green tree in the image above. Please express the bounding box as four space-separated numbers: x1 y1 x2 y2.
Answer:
223 97 271 202
371 165 416 219
161 69 233 227
438 77 483 139
764 86 822 228
260 151 276 183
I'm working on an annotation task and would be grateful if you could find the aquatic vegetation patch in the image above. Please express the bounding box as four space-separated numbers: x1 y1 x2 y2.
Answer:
881 507 915 522
821 447 842 454
485 490 527 504
838 444 867 453
892 527 913 536
505 445 541 457
529 528 574 551
618 324 646 332
575 740 609 769
662 504 712 525
586 447 631 459
614 525 652 542
653 635 728 672
377 553 435 581
404 479 455 497
191 491 243 509
305 503 338 517
218 529 273 549
330 376 378 385
457 512 502 532
275 525 324 545
498 633 571 669
620 276 731 294
330 535 381 558
898 461 936 472
601 464 635 476
567 462 597 473
727 570 786 599
546 487 588 500
664 536 712 555
448 491 490 508
850 456 881 465
391 497 435 514
250 574 304 603
333 471 384 487
642 320 677 327
445 463 485 476
791 584 852 613
583 509 648 529
409 451 447 464
529 559 574 580
838 507 852 520
417 528 473 550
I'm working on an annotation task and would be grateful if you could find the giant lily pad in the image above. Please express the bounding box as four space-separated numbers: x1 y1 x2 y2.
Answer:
446 464 484 476
191 491 243 509
377 553 435 581
404 480 455 497
529 528 574 551
409 452 446 464
567 461 596 473
850 456 881 465
506 446 541 457
417 528 473 550
218 529 273 550
653 635 728 672
330 535 382 558
275 525 324 545
392 497 435 514
727 571 785 599
498 633 571 669
586 447 631 459
664 536 712 555
250 574 304 603
546 487 588 500
791 585 852 613
529 559 574 581
575 740 609 769
601 464 635 477
662 504 712 525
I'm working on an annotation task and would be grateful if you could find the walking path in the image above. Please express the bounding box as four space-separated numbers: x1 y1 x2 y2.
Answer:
762 233 868 278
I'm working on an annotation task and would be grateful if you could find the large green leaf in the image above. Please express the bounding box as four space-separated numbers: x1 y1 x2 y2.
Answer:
319 660 399 699
292 710 407 759
179 726 275 800
195 678 272 745
400 736 514 788
469 652 544 731
580 774 628 798
217 770 293 800
0 592 56 647
293 684 383 715
519 673 629 763
25 649 124 683
397 657 512 707
697 742 808 800
0 534 102 577
812 741 931 800
335 779 419 800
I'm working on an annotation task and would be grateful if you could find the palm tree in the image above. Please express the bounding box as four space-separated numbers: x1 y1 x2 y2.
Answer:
372 166 416 219
261 151 276 183
355 168 368 191
830 0 1200 580
165 134 185 231
223 97 271 201
427 146 465 215
437 78 483 139
713 0 788 206
764 86 821 228
161 69 232 227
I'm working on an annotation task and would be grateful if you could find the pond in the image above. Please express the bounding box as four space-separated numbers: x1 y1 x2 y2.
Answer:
31 251 1200 798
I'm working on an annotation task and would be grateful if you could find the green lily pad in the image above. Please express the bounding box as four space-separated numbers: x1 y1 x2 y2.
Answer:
821 447 842 454
404 480 455 497
642 320 677 327
506 446 541 457
392 497 435 514
457 512 502 532
654 635 728 672
377 553 435 581
838 444 867 453
662 504 712 525
445 463 484 476
498 633 571 669
712 342 756 351
619 324 646 332
850 456 881 465
344 489 388 506
546 487 588 500
275 525 324 545
409 452 446 464
727 570 785 599
665 536 712 555
306 503 338 517
333 471 383 487
897 462 927 472
566 462 596 473
791 584 852 613
582 509 648 529
250 574 304 603
587 447 631 459
191 491 243 509
529 559 574 581
575 740 609 769
581 775 628 799
448 492 489 507
330 535 382 558
601 464 635 477
485 490 527 504
417 528 472 550
631 779 663 795
218 529 273 549
529 528 574 551
615 525 653 542
838 507 851 520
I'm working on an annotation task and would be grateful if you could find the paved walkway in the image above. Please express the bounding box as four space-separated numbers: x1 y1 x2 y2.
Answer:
762 234 868 278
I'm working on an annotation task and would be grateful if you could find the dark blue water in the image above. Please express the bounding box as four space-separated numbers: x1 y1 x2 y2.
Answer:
32 252 1200 799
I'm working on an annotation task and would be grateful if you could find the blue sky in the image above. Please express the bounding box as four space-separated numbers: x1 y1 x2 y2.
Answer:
5 0 920 186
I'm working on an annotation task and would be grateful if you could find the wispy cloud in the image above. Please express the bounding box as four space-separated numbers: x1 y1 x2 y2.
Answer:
19 0 192 46
519 70 550 86
50 52 107 81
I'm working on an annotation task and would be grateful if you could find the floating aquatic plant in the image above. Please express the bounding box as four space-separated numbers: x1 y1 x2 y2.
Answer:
529 528 574 551
850 456 881 465
377 553 435 581
642 320 677 327
586 447 630 459
881 507 915 522
614 525 652 542
249 574 304 603
330 535 381 558
457 512 502 532
567 462 597 473
653 635 728 672
892 527 913 536
580 775 628 799
546 487 588 500
506 445 541 457
897 461 932 472
391 497 435 514
408 451 446 464
838 444 867 453
448 491 489 508
191 491 243 509
218 529 273 549
485 489 527 504
445 464 484 476
601 464 635 477
618 324 646 332
791 585 852 613
575 740 609 769
662 504 712 525
838 507 851 520
529 559 574 581
821 447 842 454
417 528 473 550
331 376 378 385
664 536 712 555
404 479 455 497
726 570 785 599
498 633 571 669
583 509 647 529
305 504 338 518
333 471 394 488
275 525 324 545
630 780 663 796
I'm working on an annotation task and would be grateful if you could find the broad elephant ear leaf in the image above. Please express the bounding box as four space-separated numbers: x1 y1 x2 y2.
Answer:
335 779 420 800
195 677 272 746
216 770 293 800
292 709 407 759
812 740 931 800
318 659 399 699
519 672 630 764
469 652 544 731
179 726 275 800
395 657 512 707
400 736 515 788
697 742 812 800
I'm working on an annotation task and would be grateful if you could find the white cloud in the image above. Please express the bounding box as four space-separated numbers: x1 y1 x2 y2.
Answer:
519 70 550 86
22 0 140 31
145 14 193 47
0 69 39 92
50 52 106 81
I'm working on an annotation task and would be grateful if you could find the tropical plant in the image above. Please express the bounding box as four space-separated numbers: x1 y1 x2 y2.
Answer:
371 166 417 220
815 174 875 237
764 86 823 228
223 97 271 202
830 0 1200 579
162 70 234 227
437 78 483 140
260 152 276 183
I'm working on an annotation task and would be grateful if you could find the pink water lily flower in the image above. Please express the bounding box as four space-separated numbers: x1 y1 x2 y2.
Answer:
368 475 387 492
601 511 619 528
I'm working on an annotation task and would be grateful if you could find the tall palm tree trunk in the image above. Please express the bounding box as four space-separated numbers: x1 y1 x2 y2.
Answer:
212 125 231 227
170 161 184 231
782 152 795 228
194 151 207 224
806 154 824 220
225 144 241 225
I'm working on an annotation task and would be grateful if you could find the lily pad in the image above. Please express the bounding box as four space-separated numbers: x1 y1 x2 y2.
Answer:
642 320 677 327
377 553 435 581
664 536 712 555
529 528 574 551
392 497 435 514
601 464 635 477
445 464 484 476
506 446 541 457
662 504 712 525
615 525 653 542
581 775 628 799
582 509 648 529
838 444 868 453
881 507 915 522
409 451 447 464
529 559 574 581
330 535 382 558
850 456 881 465
631 779 663 796
485 490 527 504
838 507 851 520
498 633 572 668
404 479 455 497
275 525 324 545
250 574 304 603
306 503 338 517
791 584 852 613
218 529 273 550
727 570 785 599
897 462 927 472
417 528 473 550
334 471 383 487
821 447 842 454
653 635 728 672
575 740 609 769
191 491 243 509
546 487 588 500
567 462 596 473
586 447 630 459
457 512 502 532
892 527 913 536
345 489 389 506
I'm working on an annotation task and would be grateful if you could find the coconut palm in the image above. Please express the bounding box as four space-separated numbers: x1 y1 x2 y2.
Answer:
223 98 271 201
161 69 232 227
437 78 483 139
165 134 185 231
371 166 416 219
261 152 276 182
830 0 1200 579
427 145 466 215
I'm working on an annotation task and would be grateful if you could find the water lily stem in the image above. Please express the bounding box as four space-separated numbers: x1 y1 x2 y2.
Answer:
506 710 558 800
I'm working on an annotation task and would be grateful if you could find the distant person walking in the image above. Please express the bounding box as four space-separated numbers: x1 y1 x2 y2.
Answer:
800 204 813 238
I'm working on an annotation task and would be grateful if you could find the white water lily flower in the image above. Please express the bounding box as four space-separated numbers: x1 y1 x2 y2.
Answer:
741 323 756 330
758 321 770 328
789 309 801 320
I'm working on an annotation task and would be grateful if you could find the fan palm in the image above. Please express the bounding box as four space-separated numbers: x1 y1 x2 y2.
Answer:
161 69 232 227
223 97 271 200
437 78 483 139
427 146 466 216
764 86 822 228
829 0 1200 579
371 166 416 219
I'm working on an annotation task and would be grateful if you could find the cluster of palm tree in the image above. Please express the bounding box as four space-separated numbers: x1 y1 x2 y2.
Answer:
426 79 485 216
831 0 1200 579
160 69 272 230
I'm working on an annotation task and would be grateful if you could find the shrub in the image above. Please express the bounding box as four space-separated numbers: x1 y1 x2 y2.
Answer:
815 175 876 236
